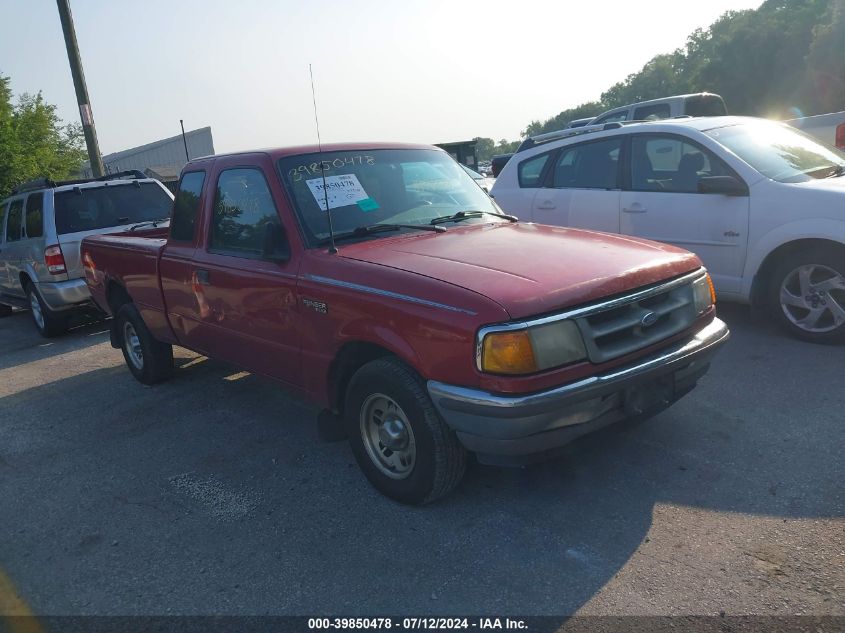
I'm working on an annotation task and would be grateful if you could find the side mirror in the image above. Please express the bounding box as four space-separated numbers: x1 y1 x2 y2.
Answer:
262 222 290 262
697 175 748 196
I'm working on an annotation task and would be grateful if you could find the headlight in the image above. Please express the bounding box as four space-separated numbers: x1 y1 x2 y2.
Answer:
479 320 586 375
692 273 716 314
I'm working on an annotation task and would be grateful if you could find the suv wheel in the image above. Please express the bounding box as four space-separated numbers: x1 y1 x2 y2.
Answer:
26 284 68 338
771 249 845 343
344 357 466 504
116 304 174 384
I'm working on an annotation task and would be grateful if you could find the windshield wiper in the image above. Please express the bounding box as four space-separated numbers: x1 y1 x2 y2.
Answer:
825 164 845 178
129 217 170 231
430 210 517 225
318 222 445 245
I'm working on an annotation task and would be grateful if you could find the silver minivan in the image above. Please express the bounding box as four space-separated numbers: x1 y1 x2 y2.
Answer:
0 171 174 337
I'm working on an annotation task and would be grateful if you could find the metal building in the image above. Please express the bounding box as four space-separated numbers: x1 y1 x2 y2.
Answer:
80 126 215 180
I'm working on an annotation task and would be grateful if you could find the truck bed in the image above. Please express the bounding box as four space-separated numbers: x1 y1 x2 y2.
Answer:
82 229 170 328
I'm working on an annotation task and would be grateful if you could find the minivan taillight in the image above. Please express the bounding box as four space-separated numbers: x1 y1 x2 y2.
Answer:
836 123 845 150
44 245 67 275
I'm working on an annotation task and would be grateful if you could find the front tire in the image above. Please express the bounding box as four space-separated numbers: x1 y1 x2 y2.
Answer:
344 358 466 505
26 284 68 338
116 304 174 384
770 249 845 344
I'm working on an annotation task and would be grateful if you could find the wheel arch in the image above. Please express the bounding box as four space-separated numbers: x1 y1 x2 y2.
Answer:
106 281 134 348
326 341 396 415
750 238 845 307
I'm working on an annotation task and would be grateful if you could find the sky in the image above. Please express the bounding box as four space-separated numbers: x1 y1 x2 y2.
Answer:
1 0 763 155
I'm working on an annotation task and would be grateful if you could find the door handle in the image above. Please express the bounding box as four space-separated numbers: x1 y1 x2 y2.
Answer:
536 200 556 210
194 269 210 285
622 205 647 213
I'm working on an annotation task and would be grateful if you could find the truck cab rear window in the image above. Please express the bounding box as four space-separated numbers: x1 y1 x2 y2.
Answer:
54 183 172 235
171 172 206 242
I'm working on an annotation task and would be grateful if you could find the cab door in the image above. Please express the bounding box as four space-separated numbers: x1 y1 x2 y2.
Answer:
530 136 623 233
619 133 750 294
182 156 302 386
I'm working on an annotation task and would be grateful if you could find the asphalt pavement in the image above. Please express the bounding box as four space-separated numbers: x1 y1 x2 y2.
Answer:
0 304 842 617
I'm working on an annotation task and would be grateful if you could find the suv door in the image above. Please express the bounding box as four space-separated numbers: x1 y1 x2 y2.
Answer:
619 133 750 294
185 158 302 386
0 200 9 293
2 198 26 296
529 136 623 233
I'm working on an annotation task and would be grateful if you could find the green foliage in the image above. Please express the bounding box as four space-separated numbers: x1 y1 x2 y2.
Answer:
0 74 87 199
473 137 522 162
521 0 841 137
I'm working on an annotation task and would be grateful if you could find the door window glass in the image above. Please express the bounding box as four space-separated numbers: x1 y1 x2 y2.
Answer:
552 138 622 189
518 153 551 188
170 171 205 242
6 200 23 242
631 136 731 193
25 192 44 238
211 168 280 257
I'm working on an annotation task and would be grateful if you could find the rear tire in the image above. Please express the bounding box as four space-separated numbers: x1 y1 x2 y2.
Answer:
344 357 466 505
26 284 68 338
116 304 174 384
770 249 845 344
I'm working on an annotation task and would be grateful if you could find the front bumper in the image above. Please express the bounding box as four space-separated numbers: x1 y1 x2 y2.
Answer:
427 318 729 465
36 277 93 312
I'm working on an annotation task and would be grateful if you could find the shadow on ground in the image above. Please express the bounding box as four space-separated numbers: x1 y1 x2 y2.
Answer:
0 303 842 616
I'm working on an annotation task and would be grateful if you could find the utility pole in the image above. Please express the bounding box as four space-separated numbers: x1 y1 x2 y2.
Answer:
56 0 104 177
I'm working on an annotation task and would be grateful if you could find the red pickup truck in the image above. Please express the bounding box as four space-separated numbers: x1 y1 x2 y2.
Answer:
82 143 728 504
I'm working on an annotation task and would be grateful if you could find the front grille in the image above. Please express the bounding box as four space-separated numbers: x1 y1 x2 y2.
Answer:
575 279 698 363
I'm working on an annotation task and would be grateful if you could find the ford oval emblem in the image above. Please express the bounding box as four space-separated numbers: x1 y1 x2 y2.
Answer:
641 311 659 328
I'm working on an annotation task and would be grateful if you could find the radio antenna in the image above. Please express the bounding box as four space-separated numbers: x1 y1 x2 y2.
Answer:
309 64 337 254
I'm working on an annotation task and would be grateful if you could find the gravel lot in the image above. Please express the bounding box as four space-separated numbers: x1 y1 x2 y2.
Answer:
0 304 842 617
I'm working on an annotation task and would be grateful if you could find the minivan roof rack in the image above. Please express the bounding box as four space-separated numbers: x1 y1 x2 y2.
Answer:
516 120 653 153
10 169 148 195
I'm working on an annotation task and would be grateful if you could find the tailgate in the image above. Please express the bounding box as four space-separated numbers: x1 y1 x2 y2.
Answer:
58 224 138 279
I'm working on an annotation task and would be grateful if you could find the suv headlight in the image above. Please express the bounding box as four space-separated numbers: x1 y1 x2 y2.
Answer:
478 320 586 375
692 273 716 314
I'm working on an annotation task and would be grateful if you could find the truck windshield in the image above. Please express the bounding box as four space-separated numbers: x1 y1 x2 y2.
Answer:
54 182 173 235
706 121 845 183
277 149 505 246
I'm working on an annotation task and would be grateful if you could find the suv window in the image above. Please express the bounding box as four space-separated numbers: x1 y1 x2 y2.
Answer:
6 199 23 242
54 182 172 234
685 94 727 117
633 104 671 121
25 192 44 238
171 171 205 242
552 138 623 189
631 135 731 193
210 168 280 257
518 153 551 188
593 110 628 125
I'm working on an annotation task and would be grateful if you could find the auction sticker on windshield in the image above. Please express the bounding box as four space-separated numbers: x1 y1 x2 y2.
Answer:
307 174 369 211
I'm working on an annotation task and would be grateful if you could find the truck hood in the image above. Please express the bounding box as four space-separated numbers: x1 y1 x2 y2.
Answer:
337 223 701 319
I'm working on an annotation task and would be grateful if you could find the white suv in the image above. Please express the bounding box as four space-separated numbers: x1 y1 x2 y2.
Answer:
490 116 845 343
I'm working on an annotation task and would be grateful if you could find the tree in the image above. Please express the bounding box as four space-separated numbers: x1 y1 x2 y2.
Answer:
521 0 840 135
0 74 87 199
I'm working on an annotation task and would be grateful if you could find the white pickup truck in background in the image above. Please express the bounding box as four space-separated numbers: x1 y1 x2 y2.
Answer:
786 111 845 149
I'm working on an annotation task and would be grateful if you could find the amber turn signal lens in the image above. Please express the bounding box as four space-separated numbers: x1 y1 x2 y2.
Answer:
481 331 538 375
707 274 717 304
